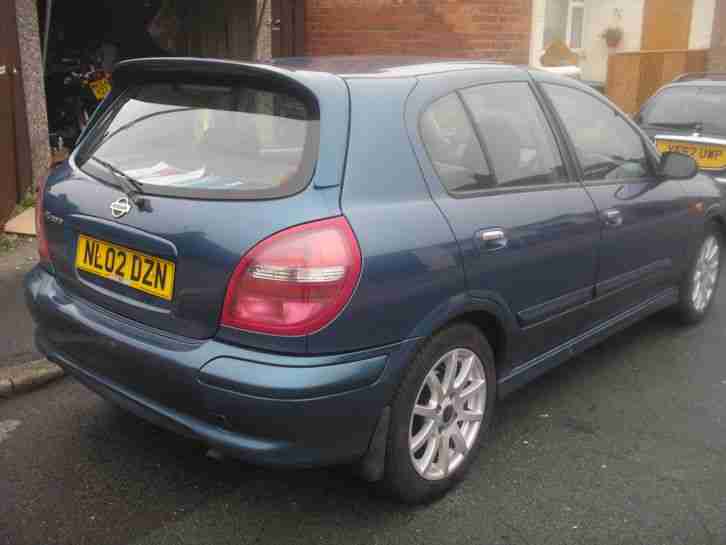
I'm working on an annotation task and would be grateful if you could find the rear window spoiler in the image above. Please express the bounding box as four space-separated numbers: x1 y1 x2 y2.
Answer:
112 57 317 100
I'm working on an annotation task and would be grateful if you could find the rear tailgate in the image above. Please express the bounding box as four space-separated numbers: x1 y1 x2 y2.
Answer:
41 58 350 342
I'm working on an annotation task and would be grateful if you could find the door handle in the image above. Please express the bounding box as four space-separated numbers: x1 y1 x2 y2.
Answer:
0 65 6 76
476 228 508 251
603 209 623 227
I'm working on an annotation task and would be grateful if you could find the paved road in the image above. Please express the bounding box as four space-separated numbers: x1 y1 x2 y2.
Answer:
0 238 41 368
2 290 726 544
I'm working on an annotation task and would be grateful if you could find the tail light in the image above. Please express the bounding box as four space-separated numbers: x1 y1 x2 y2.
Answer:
221 216 362 336
35 176 51 266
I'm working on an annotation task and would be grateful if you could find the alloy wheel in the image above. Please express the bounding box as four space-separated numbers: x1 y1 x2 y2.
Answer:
692 235 720 313
408 348 487 481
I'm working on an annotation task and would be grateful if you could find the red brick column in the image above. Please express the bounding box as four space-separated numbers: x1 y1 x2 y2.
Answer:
15 0 50 188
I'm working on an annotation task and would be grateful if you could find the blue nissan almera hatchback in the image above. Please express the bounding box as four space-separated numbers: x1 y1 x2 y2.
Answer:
26 57 724 503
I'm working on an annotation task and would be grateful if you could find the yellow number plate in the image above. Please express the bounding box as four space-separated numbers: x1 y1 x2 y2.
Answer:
75 235 175 301
656 140 726 170
89 78 112 101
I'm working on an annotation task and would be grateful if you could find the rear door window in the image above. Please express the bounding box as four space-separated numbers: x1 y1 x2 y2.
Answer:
76 82 319 199
459 82 568 188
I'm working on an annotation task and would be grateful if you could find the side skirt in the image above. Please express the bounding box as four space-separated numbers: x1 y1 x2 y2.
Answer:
497 287 679 398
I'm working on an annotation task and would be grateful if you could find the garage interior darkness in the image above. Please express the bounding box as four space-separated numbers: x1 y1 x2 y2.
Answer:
38 0 261 150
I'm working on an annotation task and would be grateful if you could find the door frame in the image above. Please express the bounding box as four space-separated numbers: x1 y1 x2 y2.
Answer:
271 0 305 58
564 0 586 53
0 0 32 224
641 0 694 51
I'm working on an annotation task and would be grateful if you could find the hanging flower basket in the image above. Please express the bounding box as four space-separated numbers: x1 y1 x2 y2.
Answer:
601 27 624 48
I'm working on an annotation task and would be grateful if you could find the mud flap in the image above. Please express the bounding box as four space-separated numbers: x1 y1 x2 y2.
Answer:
354 406 390 482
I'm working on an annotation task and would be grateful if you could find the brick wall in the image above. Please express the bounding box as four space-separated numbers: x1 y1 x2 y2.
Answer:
305 0 532 64
709 0 726 71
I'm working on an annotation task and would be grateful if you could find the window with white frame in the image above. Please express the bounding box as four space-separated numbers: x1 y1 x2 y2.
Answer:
544 0 586 51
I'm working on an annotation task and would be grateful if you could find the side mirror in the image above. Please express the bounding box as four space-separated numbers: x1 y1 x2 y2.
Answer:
658 152 698 180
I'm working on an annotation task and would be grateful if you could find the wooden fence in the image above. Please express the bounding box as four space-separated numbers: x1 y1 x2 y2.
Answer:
606 49 708 115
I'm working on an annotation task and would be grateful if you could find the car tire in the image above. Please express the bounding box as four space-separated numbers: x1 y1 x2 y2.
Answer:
382 323 496 504
676 221 722 324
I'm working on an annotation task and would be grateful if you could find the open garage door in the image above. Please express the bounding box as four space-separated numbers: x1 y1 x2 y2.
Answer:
41 0 263 152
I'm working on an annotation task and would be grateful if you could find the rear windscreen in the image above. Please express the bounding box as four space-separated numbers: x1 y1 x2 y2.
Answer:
76 81 319 199
641 86 726 134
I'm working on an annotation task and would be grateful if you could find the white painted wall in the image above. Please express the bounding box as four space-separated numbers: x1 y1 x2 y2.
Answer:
530 0 645 83
690 0 716 50
580 0 645 82
530 0 716 82
529 0 547 70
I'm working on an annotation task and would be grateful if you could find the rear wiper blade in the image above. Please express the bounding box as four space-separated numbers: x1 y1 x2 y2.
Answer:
90 156 145 199
647 121 703 130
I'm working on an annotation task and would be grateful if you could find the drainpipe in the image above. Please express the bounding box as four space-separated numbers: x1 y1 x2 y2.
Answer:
42 0 53 71
252 0 269 60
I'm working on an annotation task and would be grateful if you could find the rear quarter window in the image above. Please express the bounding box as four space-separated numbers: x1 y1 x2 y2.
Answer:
76 81 319 199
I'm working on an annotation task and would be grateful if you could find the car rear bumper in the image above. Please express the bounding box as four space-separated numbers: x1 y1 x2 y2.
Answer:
25 265 419 467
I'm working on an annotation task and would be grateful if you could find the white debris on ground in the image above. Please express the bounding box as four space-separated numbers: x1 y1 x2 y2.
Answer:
0 419 21 444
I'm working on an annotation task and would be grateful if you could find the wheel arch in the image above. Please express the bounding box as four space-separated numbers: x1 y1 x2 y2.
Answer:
406 293 521 375
454 310 508 371
685 205 725 276
706 207 726 238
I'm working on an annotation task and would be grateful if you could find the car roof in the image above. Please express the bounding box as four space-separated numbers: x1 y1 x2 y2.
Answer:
266 55 524 79
113 56 538 100
667 73 726 87
649 78 726 101
669 79 726 87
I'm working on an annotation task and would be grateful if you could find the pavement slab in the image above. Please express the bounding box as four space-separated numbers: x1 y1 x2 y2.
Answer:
0 237 41 368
